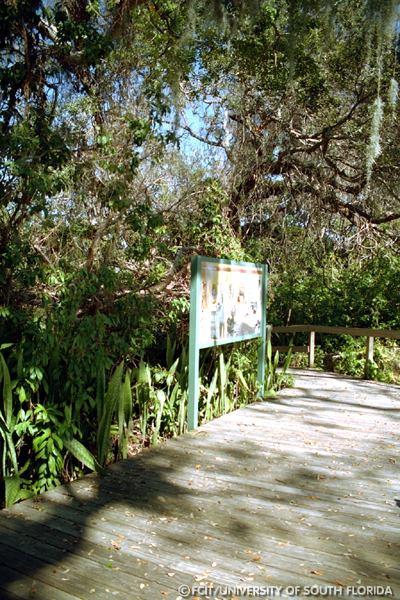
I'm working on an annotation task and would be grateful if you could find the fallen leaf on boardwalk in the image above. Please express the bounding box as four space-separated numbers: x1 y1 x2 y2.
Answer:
111 540 121 550
168 573 176 577
310 570 323 575
195 464 201 469
251 555 262 562
195 572 210 581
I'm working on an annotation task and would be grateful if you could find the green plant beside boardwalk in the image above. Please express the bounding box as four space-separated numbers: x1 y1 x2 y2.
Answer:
1 0 399 511
0 334 289 509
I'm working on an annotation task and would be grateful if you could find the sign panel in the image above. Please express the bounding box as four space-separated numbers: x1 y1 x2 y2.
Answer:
188 256 268 430
199 260 263 348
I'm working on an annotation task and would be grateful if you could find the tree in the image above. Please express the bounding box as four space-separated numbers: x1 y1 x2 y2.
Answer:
178 0 400 263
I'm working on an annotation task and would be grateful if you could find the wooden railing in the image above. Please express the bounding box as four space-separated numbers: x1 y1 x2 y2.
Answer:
268 324 400 378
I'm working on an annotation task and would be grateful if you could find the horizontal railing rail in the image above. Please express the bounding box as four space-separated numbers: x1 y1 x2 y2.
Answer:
268 324 400 378
271 324 400 340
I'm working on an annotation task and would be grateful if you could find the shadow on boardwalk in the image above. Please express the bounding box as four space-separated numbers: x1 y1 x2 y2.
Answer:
0 370 399 599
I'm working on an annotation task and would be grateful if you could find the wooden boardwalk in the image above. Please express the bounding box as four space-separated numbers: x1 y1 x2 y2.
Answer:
0 369 399 599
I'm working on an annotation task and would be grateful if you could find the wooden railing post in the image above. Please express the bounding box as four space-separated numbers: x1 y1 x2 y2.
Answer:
308 331 315 367
270 324 400 376
364 336 374 379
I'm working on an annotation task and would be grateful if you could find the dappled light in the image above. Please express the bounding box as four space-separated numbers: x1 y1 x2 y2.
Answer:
1 370 399 598
1 1 400 597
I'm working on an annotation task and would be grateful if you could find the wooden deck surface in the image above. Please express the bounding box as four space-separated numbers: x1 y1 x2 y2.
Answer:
0 369 399 599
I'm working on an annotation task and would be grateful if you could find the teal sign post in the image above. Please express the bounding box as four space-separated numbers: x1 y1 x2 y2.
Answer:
188 256 268 430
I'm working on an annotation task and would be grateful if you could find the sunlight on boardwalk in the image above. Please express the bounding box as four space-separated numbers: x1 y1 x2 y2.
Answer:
0 370 399 599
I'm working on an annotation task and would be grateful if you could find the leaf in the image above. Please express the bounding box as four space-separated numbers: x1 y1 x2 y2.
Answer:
5 430 19 473
0 411 9 437
0 343 13 350
0 352 13 430
166 334 176 369
122 371 133 426
65 438 103 474
118 370 132 459
96 358 105 424
168 381 180 408
97 362 124 465
152 389 166 445
166 358 179 387
266 338 272 362
5 476 22 508
236 368 249 391
137 360 151 386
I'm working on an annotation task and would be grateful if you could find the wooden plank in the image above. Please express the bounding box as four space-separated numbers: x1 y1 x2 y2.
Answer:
0 518 196 594
0 563 80 600
0 369 399 599
29 456 397 543
4 487 398 588
31 456 400 537
8 435 398 573
272 345 308 353
0 535 178 600
1 499 349 590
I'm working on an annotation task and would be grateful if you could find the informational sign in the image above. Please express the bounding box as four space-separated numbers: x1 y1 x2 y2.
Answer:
188 256 268 430
198 260 263 348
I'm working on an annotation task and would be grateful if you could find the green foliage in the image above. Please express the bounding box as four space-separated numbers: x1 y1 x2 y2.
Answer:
264 337 293 398
269 251 400 330
132 345 189 443
128 339 272 447
0 349 19 506
64 439 102 474
332 337 400 384
0 323 135 506
97 362 125 465
0 0 399 510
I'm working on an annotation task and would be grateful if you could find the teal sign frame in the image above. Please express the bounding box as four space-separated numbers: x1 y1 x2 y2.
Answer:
188 256 268 430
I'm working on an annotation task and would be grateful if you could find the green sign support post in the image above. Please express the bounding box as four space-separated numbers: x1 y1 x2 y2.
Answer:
188 255 201 431
188 256 268 430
